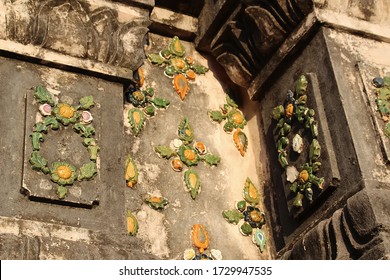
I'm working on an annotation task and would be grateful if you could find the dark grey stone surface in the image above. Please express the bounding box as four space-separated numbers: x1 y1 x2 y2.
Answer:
0 56 126 234
281 188 390 259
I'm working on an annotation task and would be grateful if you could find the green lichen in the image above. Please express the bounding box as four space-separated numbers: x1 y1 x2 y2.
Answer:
78 162 97 181
29 151 50 174
154 145 176 159
184 169 201 200
79 95 95 110
34 85 54 106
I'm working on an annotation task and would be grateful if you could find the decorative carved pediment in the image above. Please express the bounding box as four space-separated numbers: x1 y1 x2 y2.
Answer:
198 0 314 88
3 0 150 71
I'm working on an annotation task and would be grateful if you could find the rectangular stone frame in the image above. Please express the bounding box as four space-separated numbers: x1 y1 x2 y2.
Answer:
0 55 126 233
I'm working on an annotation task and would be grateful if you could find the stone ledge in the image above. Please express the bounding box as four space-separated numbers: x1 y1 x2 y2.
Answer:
0 40 132 82
315 8 390 44
149 7 198 41
0 216 156 260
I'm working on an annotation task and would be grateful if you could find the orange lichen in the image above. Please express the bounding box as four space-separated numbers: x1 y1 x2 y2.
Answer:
185 56 194 64
59 104 75 118
232 112 244 124
188 173 197 188
137 68 145 87
171 57 186 70
233 129 246 157
186 69 196 80
195 142 206 154
125 161 136 188
56 165 72 179
192 224 209 253
298 170 309 184
132 110 141 125
171 158 183 171
285 103 294 118
173 74 189 100
149 196 163 203
250 210 264 223
132 91 144 101
184 149 196 160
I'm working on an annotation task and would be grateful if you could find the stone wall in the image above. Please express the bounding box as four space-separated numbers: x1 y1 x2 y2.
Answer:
196 0 390 259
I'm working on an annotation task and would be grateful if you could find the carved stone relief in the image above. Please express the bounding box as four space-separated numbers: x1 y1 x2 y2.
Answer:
208 0 313 88
281 189 390 259
2 0 150 70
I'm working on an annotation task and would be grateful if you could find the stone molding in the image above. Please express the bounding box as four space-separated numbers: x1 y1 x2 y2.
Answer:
0 0 151 77
0 216 156 259
280 188 390 259
196 0 390 97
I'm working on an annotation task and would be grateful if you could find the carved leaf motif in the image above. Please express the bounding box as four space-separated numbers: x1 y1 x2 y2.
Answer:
78 162 97 181
173 74 190 100
29 151 50 174
125 156 138 188
226 95 238 108
79 95 95 110
147 53 165 65
177 117 194 143
295 75 308 96
34 85 54 106
252 229 266 253
127 210 139 236
203 154 221 166
243 177 260 204
293 192 304 207
57 186 68 199
144 195 169 210
222 209 244 224
191 224 209 253
233 129 248 157
150 97 170 109
33 122 48 133
184 169 201 200
168 36 185 57
190 64 208 74
154 145 176 159
209 110 226 123
43 116 59 130
128 108 145 136
31 132 44 151
73 123 96 138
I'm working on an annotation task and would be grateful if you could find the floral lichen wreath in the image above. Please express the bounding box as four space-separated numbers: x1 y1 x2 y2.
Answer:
29 85 99 199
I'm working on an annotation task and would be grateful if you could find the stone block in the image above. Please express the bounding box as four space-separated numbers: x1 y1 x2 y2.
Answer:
1 0 150 72
150 7 198 40
289 219 329 259
0 56 125 234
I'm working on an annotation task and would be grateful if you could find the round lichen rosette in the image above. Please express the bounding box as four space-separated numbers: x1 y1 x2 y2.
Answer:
271 74 325 208
29 86 100 199
147 36 209 101
178 145 200 166
124 68 171 137
53 103 80 125
50 162 77 187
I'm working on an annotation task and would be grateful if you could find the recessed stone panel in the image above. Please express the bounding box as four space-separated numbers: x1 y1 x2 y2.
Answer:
22 88 102 208
357 62 390 164
0 56 125 232
268 73 340 219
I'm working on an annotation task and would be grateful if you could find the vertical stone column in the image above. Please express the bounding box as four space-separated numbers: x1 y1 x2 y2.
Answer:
196 0 390 259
